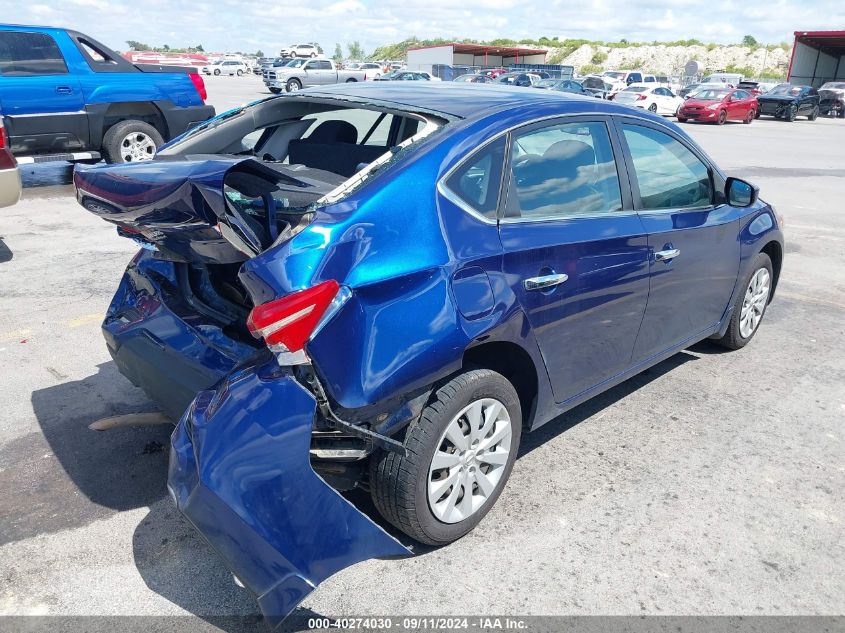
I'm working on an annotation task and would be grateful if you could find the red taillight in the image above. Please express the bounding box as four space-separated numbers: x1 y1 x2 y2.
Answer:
189 72 207 102
0 124 16 170
636 94 647 100
247 280 341 353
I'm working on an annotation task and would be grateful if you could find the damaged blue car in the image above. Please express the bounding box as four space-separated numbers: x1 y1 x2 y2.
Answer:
74 82 784 624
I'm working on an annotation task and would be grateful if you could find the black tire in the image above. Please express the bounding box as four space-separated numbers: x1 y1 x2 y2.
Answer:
744 109 755 124
213 68 221 76
716 109 727 125
677 117 688 123
345 78 357 82
715 252 773 350
755 109 761 119
648 103 658 113
808 106 819 121
236 69 243 77
101 120 164 164
285 78 301 92
786 105 797 122
269 87 282 94
370 369 522 545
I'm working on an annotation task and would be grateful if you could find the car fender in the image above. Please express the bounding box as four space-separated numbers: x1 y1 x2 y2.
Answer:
714 203 784 337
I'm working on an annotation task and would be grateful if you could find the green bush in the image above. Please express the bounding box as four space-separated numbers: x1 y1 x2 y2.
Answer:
580 63 603 75
618 59 643 70
591 51 608 64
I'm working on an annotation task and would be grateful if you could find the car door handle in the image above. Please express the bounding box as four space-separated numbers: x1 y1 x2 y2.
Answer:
655 248 681 262
55 86 73 95
523 273 568 291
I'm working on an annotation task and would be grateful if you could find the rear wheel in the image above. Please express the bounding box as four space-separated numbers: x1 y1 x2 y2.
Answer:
345 78 357 82
717 109 727 125
370 369 522 545
648 103 658 113
715 252 773 350
744 109 755 124
102 120 163 164
213 68 221 76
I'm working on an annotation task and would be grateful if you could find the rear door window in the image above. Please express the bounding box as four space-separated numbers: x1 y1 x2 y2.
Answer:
507 121 623 219
0 31 68 76
621 124 712 211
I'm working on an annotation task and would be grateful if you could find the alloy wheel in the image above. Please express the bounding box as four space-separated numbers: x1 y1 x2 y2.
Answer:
739 268 771 338
427 398 512 524
120 132 156 162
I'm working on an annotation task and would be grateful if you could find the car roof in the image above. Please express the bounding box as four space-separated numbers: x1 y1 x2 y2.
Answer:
290 82 636 120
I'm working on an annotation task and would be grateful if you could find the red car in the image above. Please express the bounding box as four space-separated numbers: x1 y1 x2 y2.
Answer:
677 87 758 124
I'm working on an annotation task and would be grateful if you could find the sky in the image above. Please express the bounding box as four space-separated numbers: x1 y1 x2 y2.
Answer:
5 0 844 55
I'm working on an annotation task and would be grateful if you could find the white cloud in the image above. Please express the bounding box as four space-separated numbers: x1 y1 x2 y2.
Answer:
7 0 845 55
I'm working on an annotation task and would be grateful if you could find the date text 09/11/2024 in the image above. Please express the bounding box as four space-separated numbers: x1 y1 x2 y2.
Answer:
307 617 529 630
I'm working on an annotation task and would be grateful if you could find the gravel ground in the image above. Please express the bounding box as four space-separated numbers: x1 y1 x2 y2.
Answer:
1 75 843 628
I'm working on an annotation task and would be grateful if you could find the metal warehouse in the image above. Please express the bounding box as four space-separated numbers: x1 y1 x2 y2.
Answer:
788 30 845 87
405 42 547 74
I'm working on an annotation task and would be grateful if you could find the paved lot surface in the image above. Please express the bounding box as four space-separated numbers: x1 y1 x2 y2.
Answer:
1 75 844 626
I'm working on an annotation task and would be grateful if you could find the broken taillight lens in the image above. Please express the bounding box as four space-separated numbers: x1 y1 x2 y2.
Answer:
0 123 16 170
189 72 208 102
247 280 345 353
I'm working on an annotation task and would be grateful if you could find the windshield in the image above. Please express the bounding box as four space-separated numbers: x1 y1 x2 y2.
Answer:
603 71 625 80
693 89 730 100
821 82 845 90
768 84 803 96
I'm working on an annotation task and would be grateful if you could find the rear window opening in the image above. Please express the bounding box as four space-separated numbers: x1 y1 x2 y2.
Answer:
163 97 443 189
160 97 445 181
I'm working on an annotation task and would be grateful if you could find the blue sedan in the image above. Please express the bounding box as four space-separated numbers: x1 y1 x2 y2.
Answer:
74 82 783 625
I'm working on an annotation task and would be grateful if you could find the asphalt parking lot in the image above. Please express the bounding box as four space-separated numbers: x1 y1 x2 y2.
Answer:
1 74 843 626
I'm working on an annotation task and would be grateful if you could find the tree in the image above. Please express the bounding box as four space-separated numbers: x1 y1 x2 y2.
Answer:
255 50 264 58
347 41 365 61
308 42 323 54
126 40 150 51
333 43 343 61
162 44 170 51
742 35 758 47
195 44 204 52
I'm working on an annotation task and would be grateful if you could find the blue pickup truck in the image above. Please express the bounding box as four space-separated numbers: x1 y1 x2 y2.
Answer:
0 25 215 164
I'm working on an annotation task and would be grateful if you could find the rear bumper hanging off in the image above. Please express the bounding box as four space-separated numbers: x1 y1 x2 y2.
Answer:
168 361 410 628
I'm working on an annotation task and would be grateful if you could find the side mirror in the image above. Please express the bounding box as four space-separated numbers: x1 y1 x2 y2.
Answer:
726 177 758 207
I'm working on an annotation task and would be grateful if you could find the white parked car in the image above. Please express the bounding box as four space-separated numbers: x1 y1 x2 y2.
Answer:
612 83 685 115
359 62 383 79
203 60 249 76
281 44 320 58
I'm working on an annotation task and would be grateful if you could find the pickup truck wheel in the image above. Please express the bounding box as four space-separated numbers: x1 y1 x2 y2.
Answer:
102 120 163 164
715 252 773 350
370 369 521 545
345 78 357 83
285 78 301 92
269 87 282 94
